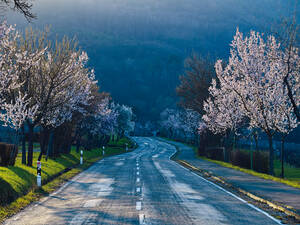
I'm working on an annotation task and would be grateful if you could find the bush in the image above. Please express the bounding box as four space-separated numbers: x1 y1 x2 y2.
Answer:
0 143 18 166
205 147 225 161
230 150 269 173
230 150 250 169
253 151 269 173
285 149 300 168
198 145 205 156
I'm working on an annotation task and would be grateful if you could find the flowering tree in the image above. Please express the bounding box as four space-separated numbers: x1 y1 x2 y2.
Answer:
203 29 299 175
0 25 97 166
0 23 40 130
182 109 201 143
160 108 182 139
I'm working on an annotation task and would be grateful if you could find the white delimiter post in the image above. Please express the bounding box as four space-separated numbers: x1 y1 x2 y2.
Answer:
102 146 105 156
37 161 42 187
126 143 128 151
80 150 83 165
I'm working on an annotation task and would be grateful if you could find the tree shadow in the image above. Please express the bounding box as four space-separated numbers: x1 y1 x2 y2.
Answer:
0 177 19 206
8 166 36 191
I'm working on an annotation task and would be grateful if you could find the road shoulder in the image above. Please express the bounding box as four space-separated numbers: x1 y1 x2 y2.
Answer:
157 137 300 224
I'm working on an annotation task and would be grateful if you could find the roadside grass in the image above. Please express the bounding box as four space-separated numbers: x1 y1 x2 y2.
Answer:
0 137 134 223
160 137 300 189
189 147 300 189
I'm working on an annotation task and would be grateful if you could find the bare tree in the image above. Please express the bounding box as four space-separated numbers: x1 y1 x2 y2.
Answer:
271 1 300 121
176 54 215 115
0 0 35 21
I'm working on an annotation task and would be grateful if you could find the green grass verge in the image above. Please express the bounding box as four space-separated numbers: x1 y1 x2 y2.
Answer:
160 137 300 189
0 137 134 223
190 147 300 189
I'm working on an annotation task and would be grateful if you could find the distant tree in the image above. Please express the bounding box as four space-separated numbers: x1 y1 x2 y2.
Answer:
176 54 215 114
182 109 201 144
116 104 134 138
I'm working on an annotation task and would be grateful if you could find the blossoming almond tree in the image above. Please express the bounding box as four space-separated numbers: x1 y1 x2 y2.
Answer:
3 26 97 166
0 22 44 164
203 29 299 175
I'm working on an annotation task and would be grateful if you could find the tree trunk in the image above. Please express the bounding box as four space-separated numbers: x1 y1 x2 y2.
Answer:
21 125 26 165
27 123 34 167
281 136 285 178
253 132 259 151
250 136 253 170
268 135 274 175
76 135 81 153
232 132 236 151
38 127 50 161
46 131 54 161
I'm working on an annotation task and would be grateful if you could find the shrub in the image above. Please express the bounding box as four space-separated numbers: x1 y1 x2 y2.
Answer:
230 150 269 173
0 143 18 166
253 151 269 173
285 149 300 168
205 147 225 161
230 150 250 169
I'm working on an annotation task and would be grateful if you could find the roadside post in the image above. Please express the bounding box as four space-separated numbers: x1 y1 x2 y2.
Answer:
126 143 128 151
102 146 105 156
37 161 42 187
80 150 83 165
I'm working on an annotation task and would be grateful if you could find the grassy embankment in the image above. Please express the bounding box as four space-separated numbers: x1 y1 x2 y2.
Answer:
191 147 300 189
161 138 300 189
0 137 134 223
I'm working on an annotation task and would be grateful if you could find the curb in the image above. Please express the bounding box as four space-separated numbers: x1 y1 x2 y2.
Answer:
177 159 300 222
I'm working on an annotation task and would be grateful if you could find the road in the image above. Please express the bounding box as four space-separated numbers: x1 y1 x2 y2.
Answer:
5 137 281 225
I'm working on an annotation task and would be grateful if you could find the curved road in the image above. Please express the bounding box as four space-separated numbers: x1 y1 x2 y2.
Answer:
5 137 281 225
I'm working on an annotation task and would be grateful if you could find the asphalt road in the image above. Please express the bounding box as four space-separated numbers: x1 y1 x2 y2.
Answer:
5 137 281 225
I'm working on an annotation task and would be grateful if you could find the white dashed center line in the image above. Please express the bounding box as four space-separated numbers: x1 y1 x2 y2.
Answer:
136 201 142 210
137 178 140 183
136 187 141 193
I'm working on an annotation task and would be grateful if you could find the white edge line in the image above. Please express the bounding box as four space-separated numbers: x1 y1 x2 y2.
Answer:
139 214 145 224
165 141 282 225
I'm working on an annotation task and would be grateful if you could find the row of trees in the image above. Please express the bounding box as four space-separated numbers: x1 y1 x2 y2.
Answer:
202 29 299 175
0 22 135 166
161 18 300 177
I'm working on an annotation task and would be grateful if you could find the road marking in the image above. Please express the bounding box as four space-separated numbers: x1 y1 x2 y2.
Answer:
174 158 282 225
136 187 141 193
84 199 102 208
139 214 145 224
137 178 140 182
136 201 142 210
137 167 139 170
151 140 283 225
137 171 140 175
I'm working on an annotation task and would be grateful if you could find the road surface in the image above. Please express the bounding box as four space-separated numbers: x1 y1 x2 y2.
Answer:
5 137 281 225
